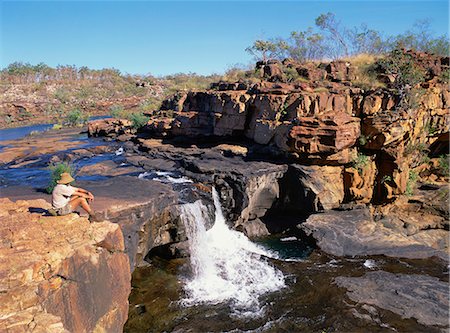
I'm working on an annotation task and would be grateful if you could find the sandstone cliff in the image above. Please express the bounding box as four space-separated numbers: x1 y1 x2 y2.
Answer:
0 198 131 333
89 50 449 208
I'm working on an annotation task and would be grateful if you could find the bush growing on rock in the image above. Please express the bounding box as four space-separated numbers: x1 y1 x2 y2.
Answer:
46 162 77 194
352 152 370 174
375 49 427 111
139 98 162 114
376 49 426 88
438 155 449 177
110 105 126 118
405 170 419 196
66 108 90 126
129 112 149 130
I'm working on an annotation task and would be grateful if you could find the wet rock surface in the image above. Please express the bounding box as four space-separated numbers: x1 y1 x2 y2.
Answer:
300 205 448 261
335 271 449 327
0 198 131 332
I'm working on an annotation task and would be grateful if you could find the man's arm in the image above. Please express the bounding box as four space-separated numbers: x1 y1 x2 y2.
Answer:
73 188 94 200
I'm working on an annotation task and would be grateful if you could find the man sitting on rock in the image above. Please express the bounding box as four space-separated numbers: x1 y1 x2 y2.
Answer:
48 172 103 222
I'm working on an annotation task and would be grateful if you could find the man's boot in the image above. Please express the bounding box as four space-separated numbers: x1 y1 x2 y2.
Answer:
89 213 104 223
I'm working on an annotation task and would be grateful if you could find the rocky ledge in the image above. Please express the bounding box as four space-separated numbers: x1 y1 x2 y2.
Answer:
0 198 131 332
335 271 449 328
300 185 449 261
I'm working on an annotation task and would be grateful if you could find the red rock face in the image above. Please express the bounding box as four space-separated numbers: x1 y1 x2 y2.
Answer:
87 50 449 204
0 198 131 332
289 112 360 155
323 60 356 82
88 118 133 137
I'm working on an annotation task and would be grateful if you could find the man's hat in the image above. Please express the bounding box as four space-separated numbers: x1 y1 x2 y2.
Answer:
57 172 75 184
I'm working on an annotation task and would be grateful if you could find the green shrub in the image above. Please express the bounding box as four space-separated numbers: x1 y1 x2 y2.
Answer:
46 162 76 194
381 175 392 184
54 88 70 104
66 109 89 126
278 100 289 118
438 154 449 177
110 105 125 118
376 49 426 110
5 115 14 124
405 170 418 196
128 112 149 129
424 120 438 135
18 106 32 118
222 65 251 82
352 153 370 174
358 135 368 146
376 49 426 88
439 68 450 84
404 142 427 155
283 66 300 82
139 98 161 113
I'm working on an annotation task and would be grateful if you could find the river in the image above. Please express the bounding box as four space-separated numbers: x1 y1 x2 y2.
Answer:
125 189 447 333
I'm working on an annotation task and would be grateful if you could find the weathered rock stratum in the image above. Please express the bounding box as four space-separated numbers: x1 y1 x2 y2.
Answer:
0 198 131 333
335 271 449 327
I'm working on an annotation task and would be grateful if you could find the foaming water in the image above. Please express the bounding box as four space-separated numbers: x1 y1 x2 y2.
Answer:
179 188 285 316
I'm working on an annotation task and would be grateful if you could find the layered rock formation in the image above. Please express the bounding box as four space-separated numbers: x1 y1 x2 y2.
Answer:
88 50 449 241
0 198 131 332
78 176 181 266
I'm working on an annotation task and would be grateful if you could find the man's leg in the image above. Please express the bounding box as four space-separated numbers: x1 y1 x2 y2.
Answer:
69 196 103 222
70 196 93 215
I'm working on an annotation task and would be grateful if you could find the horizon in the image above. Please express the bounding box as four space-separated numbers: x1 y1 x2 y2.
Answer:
1 1 449 76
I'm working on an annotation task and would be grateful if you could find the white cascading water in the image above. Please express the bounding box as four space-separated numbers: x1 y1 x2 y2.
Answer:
179 188 285 316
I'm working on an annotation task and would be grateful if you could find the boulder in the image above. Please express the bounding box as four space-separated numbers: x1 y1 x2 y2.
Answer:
265 65 284 82
213 162 288 234
296 65 327 81
323 60 355 82
88 118 133 137
0 198 130 332
279 165 345 213
212 92 252 136
145 116 174 137
335 271 449 327
172 111 215 137
300 207 448 260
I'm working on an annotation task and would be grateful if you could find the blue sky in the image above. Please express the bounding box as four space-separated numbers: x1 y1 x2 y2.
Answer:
1 1 448 76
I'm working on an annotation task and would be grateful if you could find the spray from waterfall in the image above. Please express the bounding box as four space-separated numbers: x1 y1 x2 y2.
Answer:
179 188 285 316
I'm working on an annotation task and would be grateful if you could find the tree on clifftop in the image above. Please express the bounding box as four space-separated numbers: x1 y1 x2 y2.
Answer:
245 13 449 63
245 40 281 62
315 12 349 58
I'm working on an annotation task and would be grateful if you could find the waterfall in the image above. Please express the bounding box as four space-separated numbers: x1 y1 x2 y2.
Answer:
180 188 285 316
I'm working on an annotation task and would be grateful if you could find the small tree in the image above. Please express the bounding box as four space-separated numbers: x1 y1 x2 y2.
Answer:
315 12 349 58
391 20 450 56
288 28 327 61
376 49 426 111
245 40 278 62
348 24 387 55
